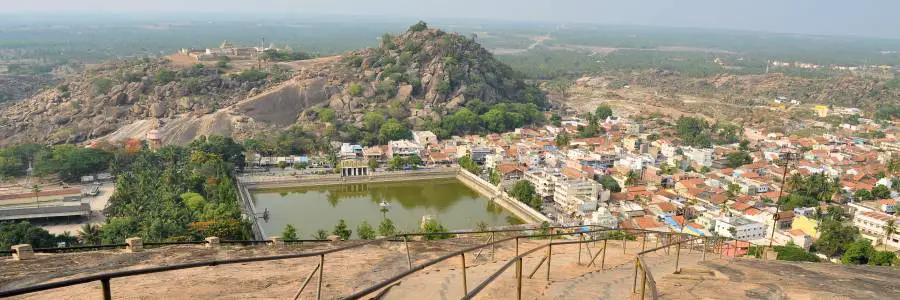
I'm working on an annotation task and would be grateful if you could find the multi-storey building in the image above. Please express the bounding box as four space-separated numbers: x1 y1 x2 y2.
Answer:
854 211 899 249
553 179 602 214
714 216 766 240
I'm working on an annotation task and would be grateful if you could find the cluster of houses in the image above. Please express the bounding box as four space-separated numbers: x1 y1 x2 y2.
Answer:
246 109 900 254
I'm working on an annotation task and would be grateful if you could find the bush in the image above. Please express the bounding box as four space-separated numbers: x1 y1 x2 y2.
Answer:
282 224 298 240
772 245 820 262
312 229 328 240
378 218 396 237
90 77 114 95
421 219 451 240
357 221 375 240
408 21 428 32
349 83 363 97
333 219 352 240
155 69 177 84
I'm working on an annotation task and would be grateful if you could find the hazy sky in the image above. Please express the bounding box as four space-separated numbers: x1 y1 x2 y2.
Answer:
5 0 899 39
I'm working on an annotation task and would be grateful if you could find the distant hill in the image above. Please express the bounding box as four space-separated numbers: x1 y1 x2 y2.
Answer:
0 23 544 146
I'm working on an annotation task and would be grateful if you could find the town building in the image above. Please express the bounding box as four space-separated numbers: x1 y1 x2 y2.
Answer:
714 216 766 240
553 179 602 214
388 140 422 158
412 131 438 147
853 211 899 249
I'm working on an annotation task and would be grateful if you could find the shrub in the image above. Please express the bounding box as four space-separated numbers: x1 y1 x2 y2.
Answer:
357 221 375 240
378 218 396 237
90 77 114 95
312 229 328 240
333 219 352 240
349 83 363 97
408 21 428 32
282 224 298 240
421 219 451 240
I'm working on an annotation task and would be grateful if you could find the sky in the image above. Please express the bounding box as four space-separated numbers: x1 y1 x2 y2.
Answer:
4 0 900 39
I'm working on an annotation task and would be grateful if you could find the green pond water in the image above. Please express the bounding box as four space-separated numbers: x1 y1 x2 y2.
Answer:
250 178 523 238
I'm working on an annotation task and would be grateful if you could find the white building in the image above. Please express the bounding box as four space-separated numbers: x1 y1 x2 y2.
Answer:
388 140 422 158
412 131 438 147
524 170 562 199
853 211 899 249
685 147 714 167
588 206 619 228
714 216 766 240
553 179 602 214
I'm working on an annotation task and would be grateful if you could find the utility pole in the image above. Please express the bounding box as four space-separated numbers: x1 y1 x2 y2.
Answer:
767 151 799 256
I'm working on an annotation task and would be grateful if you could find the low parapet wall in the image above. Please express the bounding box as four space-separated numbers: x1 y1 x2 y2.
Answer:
456 168 551 224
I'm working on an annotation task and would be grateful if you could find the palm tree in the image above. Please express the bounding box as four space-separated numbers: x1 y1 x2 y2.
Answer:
883 219 896 251
77 224 101 245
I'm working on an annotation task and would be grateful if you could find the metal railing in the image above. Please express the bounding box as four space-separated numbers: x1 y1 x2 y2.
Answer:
0 224 598 299
0 225 766 300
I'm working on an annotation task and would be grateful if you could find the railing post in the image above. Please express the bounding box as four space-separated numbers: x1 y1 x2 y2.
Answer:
515 257 523 300
632 259 640 293
460 253 468 294
641 232 647 251
622 230 628 254
578 233 584 265
515 236 519 257
403 235 412 270
640 269 647 300
674 238 682 273
601 239 608 270
546 243 552 280
702 238 707 261
101 278 111 300
546 231 553 279
316 254 324 300
490 232 496 260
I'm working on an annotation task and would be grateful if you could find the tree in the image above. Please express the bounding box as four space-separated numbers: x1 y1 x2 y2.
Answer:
1 221 75 250
598 175 621 193
595 104 613 120
31 184 40 206
388 156 405 171
408 21 428 32
364 111 385 132
869 251 896 266
77 223 101 245
368 158 378 171
379 118 412 143
854 189 874 201
815 220 859 257
510 180 539 209
883 219 896 251
282 224 298 240
871 185 891 199
357 221 375 240
488 168 501 185
725 151 753 168
625 170 640 186
841 240 875 264
457 155 481 174
555 131 571 148
772 244 820 262
726 183 741 202
333 219 352 240
378 218 396 237
550 114 562 127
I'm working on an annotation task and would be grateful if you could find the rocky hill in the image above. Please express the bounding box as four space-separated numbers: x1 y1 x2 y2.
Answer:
0 23 543 146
